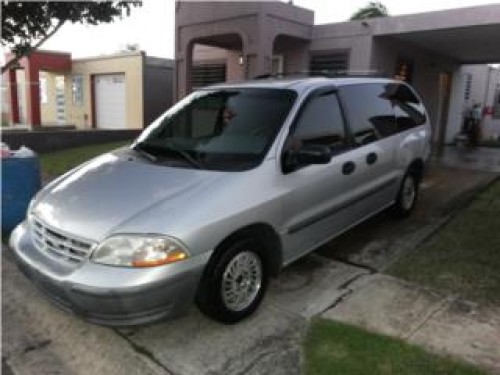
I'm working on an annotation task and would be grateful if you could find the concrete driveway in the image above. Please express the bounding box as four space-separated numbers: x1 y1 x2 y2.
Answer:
3 152 498 375
2 249 367 375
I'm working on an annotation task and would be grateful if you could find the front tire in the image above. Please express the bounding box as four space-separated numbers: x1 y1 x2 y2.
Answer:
196 238 268 323
393 172 419 217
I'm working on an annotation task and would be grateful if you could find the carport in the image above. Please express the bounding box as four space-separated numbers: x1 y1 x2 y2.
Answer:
372 7 500 65
367 5 500 149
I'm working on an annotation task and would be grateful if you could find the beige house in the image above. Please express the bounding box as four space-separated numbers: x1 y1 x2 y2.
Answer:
52 52 144 129
4 50 174 130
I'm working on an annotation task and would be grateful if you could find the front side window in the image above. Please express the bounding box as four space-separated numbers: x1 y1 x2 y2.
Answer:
134 88 296 171
292 91 346 150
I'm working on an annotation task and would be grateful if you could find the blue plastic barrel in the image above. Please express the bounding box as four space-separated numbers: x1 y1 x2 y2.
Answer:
2 155 41 233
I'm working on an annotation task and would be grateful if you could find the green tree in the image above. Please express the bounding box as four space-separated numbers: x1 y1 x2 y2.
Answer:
1 1 141 73
350 2 389 21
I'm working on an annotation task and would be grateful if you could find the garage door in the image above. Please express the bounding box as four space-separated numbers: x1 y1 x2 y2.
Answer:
95 74 126 129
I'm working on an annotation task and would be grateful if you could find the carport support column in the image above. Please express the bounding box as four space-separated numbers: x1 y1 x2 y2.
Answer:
176 46 193 101
245 15 274 79
246 43 273 79
25 62 41 128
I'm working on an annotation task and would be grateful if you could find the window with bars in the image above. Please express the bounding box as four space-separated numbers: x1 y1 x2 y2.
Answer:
463 73 472 101
191 63 226 89
72 75 84 105
309 52 349 75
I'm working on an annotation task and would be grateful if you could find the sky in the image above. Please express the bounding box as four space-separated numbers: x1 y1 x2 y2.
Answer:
3 0 499 60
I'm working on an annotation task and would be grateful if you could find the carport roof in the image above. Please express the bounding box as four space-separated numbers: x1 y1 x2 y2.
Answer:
370 4 500 64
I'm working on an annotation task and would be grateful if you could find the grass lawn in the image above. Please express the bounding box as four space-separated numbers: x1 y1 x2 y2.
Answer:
305 319 488 375
389 179 500 306
40 141 129 179
479 140 500 148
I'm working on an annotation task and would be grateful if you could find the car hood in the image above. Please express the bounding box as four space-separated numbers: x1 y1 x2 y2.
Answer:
32 151 225 241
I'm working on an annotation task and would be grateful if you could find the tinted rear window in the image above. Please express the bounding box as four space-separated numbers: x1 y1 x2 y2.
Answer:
339 83 427 141
339 83 397 142
391 84 427 130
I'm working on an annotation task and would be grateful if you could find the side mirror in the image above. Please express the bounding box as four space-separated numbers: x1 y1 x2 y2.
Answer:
283 143 332 173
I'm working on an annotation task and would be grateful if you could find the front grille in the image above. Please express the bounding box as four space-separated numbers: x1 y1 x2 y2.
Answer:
30 216 94 264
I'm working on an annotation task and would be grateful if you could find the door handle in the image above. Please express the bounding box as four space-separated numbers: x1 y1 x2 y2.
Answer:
342 161 356 175
366 152 378 165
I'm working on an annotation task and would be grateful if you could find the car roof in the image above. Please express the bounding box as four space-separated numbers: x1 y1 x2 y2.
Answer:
205 76 403 94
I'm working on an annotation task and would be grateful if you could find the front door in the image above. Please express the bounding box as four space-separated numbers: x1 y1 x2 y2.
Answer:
280 89 364 263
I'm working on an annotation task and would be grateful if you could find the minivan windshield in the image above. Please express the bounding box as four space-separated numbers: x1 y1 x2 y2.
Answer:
133 88 297 171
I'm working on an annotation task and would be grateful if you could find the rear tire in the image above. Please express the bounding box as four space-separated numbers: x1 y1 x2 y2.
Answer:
393 171 419 217
196 238 268 324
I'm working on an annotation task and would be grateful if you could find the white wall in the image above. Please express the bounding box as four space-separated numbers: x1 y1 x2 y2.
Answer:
446 65 500 142
483 68 500 140
446 70 466 142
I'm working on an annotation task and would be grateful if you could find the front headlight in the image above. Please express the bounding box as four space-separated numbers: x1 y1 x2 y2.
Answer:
91 235 189 267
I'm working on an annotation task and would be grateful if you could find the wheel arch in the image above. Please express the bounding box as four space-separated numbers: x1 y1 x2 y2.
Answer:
407 158 425 182
206 223 283 278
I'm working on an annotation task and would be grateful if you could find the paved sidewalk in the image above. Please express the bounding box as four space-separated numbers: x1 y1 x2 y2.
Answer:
323 274 500 374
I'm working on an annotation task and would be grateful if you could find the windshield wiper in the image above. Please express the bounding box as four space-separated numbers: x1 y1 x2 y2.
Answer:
166 146 205 170
133 142 205 169
132 143 157 162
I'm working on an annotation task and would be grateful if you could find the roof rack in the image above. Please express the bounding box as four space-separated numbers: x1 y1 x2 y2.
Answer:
253 70 387 80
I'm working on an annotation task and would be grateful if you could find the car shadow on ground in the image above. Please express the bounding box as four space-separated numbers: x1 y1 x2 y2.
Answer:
317 162 498 271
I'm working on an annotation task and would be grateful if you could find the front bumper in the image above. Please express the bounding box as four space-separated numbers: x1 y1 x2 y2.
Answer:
9 222 209 326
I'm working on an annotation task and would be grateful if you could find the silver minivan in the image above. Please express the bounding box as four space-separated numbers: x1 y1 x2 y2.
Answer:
10 77 431 325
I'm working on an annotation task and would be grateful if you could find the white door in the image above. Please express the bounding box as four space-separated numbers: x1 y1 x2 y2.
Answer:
95 74 126 129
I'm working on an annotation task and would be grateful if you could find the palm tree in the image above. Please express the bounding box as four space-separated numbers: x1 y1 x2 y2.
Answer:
350 2 389 21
